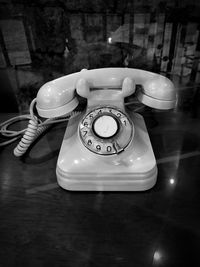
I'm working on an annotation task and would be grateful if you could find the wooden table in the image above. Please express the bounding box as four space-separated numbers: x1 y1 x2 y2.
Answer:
1 109 200 267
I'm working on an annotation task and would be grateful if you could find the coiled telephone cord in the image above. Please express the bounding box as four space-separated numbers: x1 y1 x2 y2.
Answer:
13 116 47 157
0 99 81 157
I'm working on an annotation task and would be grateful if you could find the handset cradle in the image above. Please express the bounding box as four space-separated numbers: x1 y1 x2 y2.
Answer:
36 68 176 191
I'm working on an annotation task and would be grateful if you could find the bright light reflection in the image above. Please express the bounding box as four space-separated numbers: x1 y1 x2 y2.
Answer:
153 251 162 261
74 159 79 164
169 178 175 185
108 37 112 43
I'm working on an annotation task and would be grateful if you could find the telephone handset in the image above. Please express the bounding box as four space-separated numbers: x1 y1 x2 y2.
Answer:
36 68 176 191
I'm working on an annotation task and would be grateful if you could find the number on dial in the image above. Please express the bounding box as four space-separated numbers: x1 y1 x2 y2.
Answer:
96 145 101 151
106 145 112 152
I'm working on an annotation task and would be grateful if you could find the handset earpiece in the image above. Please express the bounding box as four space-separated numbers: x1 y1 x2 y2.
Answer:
135 75 176 110
122 77 136 97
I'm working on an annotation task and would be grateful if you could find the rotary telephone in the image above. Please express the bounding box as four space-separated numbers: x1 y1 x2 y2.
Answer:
34 68 176 191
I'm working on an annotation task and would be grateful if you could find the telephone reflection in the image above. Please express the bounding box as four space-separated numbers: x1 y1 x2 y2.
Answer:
28 68 177 191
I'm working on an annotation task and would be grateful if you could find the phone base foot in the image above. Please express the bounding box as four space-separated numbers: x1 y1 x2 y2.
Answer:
56 166 157 191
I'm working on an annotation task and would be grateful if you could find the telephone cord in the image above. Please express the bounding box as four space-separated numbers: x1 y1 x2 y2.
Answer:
0 98 81 156
13 117 48 157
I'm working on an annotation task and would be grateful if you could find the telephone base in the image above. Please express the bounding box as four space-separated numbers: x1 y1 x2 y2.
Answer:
56 112 157 191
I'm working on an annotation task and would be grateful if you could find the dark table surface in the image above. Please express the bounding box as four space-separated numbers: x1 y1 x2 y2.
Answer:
1 92 200 267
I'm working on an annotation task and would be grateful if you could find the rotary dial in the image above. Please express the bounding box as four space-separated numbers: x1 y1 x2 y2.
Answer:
79 107 133 155
93 115 118 138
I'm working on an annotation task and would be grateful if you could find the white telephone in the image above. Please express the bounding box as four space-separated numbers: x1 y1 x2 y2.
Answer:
34 68 176 191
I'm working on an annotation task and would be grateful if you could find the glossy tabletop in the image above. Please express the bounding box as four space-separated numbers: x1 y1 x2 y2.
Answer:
0 92 200 266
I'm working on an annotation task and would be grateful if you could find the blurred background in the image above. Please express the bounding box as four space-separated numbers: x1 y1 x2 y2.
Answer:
0 0 200 113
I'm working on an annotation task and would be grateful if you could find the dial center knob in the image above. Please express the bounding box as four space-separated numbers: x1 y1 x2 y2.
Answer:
93 115 118 138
